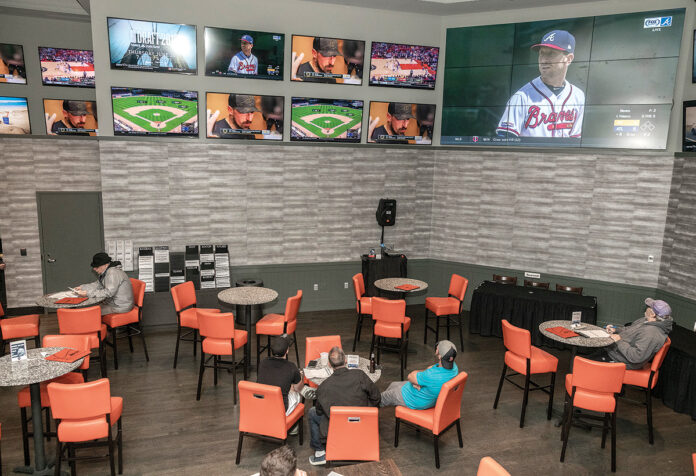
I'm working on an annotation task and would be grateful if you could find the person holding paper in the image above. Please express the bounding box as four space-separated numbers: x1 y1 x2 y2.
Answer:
257 336 304 418
75 252 133 315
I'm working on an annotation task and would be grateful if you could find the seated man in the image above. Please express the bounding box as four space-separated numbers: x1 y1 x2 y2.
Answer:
380 340 459 409
75 252 133 315
253 445 307 476
308 346 380 465
257 335 304 417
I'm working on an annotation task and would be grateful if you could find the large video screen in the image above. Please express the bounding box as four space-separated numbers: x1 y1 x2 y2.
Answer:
291 35 364 85
369 42 439 90
38 47 94 88
207 93 283 140
44 99 98 136
0 44 26 84
108 18 197 74
291 97 363 143
111 87 198 137
441 9 684 149
205 27 284 80
0 96 30 135
368 102 435 145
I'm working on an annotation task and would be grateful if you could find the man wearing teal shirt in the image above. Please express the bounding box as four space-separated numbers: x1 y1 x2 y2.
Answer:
380 340 458 409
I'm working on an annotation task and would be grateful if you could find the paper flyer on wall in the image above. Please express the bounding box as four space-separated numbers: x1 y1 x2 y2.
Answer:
154 246 170 263
137 247 154 292
107 240 117 259
199 244 214 263
116 240 125 265
124 240 134 271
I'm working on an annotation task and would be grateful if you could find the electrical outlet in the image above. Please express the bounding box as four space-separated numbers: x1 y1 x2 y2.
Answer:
313 283 318 291
344 282 349 289
647 255 654 263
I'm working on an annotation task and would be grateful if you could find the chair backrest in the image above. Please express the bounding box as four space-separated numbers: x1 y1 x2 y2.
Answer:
57 305 102 335
238 380 287 439
47 378 112 422
352 273 366 301
198 310 236 339
432 371 468 434
305 335 342 367
501 319 532 359
326 406 379 462
171 281 196 313
571 357 625 394
43 334 92 370
477 456 511 476
555 284 583 295
448 274 469 301
650 337 671 375
284 290 302 324
493 275 517 285
130 278 146 308
372 297 407 324
524 280 549 289
0 301 4 317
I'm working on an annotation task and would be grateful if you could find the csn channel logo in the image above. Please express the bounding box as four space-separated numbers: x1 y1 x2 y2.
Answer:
644 16 672 29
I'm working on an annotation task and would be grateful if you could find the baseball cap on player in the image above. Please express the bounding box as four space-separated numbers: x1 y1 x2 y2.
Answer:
313 37 340 57
228 94 258 114
388 103 415 121
63 100 88 116
240 34 254 45
436 340 457 370
532 30 575 54
645 298 671 318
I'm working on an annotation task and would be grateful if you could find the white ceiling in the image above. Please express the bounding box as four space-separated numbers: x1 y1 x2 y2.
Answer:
0 0 88 15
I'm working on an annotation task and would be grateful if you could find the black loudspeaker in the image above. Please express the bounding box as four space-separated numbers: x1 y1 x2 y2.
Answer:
376 198 397 226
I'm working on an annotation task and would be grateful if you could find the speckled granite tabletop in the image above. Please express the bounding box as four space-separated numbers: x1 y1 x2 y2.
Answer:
374 278 428 292
218 287 278 306
539 320 614 348
0 347 84 387
36 293 105 309
304 356 381 386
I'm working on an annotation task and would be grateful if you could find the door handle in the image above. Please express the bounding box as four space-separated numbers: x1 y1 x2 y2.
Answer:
47 254 56 263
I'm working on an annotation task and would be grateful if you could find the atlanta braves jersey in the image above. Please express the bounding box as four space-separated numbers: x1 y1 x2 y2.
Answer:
228 52 258 75
497 76 585 138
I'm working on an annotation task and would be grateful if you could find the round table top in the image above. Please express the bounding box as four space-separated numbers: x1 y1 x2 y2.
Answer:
539 320 614 348
0 347 85 387
304 357 381 386
218 287 278 306
374 278 428 293
36 293 104 309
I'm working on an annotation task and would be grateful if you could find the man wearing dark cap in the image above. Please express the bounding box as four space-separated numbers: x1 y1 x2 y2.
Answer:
257 335 304 416
228 34 258 75
293 37 341 84
46 100 90 135
75 252 134 315
370 102 414 144
209 94 258 140
379 340 459 409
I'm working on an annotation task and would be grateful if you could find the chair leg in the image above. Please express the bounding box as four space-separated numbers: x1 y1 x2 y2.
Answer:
646 387 654 444
232 349 238 405
110 329 118 371
352 314 362 352
423 308 429 344
235 432 244 464
267 335 271 357
100 340 109 377
547 372 556 420
196 351 205 401
213 355 218 386
256 334 261 369
394 418 400 447
456 419 463 447
435 312 440 343
611 410 617 472
369 328 376 360
173 325 182 368
404 331 409 369
45 408 51 441
192 329 197 357
399 337 405 381
108 428 116 476
601 413 609 448
127 332 134 353
520 372 531 428
138 324 149 362
34 335 40 349
68 445 76 476
298 416 304 445
293 332 300 366
493 363 507 409
458 313 464 352
560 402 573 462
117 419 123 474
54 440 62 476
446 314 451 340
433 434 440 469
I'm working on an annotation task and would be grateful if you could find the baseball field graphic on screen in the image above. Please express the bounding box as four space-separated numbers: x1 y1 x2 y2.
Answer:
291 97 363 143
111 87 198 136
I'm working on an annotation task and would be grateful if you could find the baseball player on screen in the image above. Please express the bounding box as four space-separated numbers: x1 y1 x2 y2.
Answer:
228 35 258 75
497 30 585 139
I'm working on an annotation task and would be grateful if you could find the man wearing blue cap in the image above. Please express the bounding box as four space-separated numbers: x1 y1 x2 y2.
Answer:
228 34 258 75
497 30 585 139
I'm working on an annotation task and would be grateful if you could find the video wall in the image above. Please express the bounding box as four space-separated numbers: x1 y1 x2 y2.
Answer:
441 9 684 149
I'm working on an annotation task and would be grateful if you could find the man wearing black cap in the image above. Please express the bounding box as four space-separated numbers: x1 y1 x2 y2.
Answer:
257 335 304 416
75 252 133 315
209 94 258 140
379 340 459 409
369 102 414 144
46 100 91 136
293 37 341 84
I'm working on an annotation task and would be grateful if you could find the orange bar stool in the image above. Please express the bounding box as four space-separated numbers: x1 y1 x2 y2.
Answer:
256 290 302 368
171 281 221 368
326 407 379 465
493 319 558 427
236 381 305 465
560 357 626 473
351 273 372 351
196 310 248 404
304 335 342 388
424 274 468 350
370 297 411 380
57 305 108 378
0 302 40 356
47 378 123 475
102 278 149 370
622 337 671 444
394 371 468 469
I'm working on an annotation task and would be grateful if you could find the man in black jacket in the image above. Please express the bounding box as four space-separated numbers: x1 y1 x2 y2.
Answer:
308 346 380 465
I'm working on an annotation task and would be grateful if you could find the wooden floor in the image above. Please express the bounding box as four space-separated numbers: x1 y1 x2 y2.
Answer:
0 307 693 475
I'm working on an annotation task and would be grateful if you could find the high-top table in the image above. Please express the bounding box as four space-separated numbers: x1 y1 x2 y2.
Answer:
374 277 428 299
36 293 104 310
0 347 84 475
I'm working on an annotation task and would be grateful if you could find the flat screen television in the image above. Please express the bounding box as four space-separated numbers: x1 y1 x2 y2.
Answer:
206 92 283 140
111 87 198 137
291 35 365 85
0 96 30 135
369 42 439 90
38 47 94 88
367 101 435 145
682 100 696 152
0 43 26 84
291 97 363 143
44 99 98 136
107 17 197 74
205 27 284 80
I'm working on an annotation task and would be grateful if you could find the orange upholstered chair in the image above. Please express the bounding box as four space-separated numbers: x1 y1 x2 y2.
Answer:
351 273 372 352
196 310 248 403
622 337 671 444
102 278 149 370
256 290 302 367
47 378 123 475
493 319 558 428
424 274 468 349
171 281 221 368
235 380 305 465
0 302 39 355
326 406 379 465
477 456 511 476
305 335 342 388
57 305 108 377
560 357 626 473
371 297 411 380
394 371 468 469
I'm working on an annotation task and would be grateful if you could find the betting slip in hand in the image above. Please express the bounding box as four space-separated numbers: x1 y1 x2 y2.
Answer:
346 354 359 369
576 329 611 339
50 291 78 299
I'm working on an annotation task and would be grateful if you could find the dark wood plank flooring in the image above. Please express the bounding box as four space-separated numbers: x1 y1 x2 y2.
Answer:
0 307 693 475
